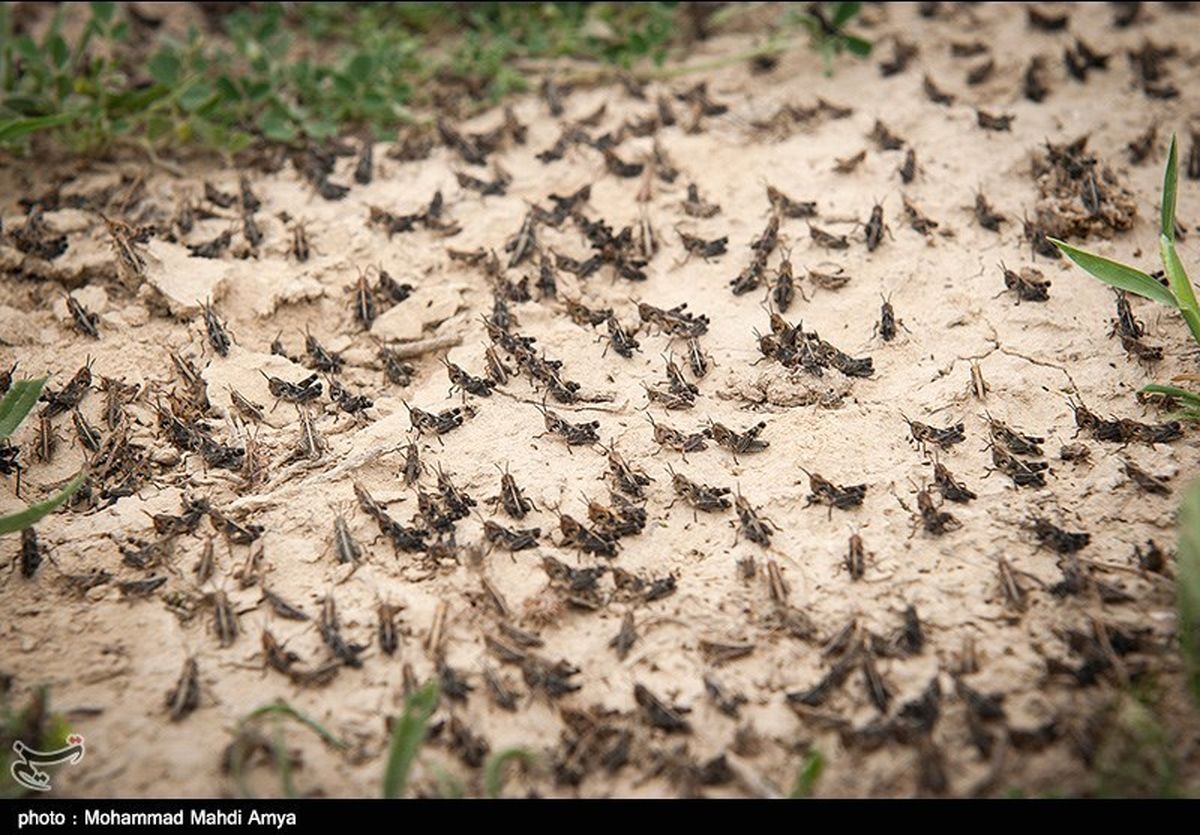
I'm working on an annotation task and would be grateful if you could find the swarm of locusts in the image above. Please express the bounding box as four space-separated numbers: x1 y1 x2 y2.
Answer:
4 3 1193 798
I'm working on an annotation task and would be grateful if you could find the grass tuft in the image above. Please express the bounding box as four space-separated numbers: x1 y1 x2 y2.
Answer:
382 679 439 799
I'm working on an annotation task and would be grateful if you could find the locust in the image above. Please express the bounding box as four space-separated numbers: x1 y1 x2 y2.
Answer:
41 360 93 418
19 527 43 579
1000 263 1050 302
490 463 534 518
846 533 865 580
188 230 233 259
966 58 995 85
604 316 640 358
974 193 1005 231
923 75 955 105
1124 460 1171 495
242 212 262 248
319 595 365 668
166 657 201 721
706 420 769 457
436 466 476 520
1031 518 1090 554
401 442 423 486
646 413 708 455
456 170 507 196
801 469 867 512
834 150 866 173
67 295 100 339
734 491 777 546
261 371 322 403
262 588 309 621
72 407 101 453
484 520 541 553
637 302 710 338
1024 56 1049 102
332 514 363 564
977 110 1014 131
554 511 619 558
668 466 731 514
403 402 466 437
987 416 1044 456
262 629 300 675
915 488 960 536
564 297 614 328
505 212 538 268
304 330 343 374
904 416 965 451
602 148 643 178
766 185 816 218
808 224 849 249
443 358 494 398
898 148 918 185
534 403 600 448
989 445 1047 488
604 443 652 498
677 231 727 260
933 462 976 503
329 379 372 415
291 222 311 262
379 347 415 386
864 202 888 252
211 590 239 647
352 269 376 328
378 602 399 656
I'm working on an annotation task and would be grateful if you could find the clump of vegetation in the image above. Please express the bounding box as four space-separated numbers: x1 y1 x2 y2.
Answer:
1179 483 1200 705
0 377 85 535
792 2 871 77
381 679 439 798
0 686 73 799
1052 135 1200 419
484 747 536 798
0 2 680 154
224 701 348 798
790 748 825 797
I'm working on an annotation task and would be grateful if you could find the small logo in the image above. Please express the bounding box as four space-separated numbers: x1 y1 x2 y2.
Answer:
10 735 85 792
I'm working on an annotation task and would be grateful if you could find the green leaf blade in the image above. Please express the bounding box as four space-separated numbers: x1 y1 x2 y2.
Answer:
1178 481 1200 704
1140 384 1200 410
1050 238 1178 308
0 378 46 439
382 680 438 798
0 471 86 535
1163 133 1179 241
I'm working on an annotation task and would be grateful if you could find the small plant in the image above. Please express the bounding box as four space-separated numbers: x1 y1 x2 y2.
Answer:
790 748 825 797
484 747 536 798
381 679 439 798
1179 482 1200 705
0 686 73 799
225 701 348 798
792 2 872 77
1051 134 1200 418
0 377 85 535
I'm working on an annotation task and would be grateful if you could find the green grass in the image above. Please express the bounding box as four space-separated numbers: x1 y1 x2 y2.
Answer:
0 2 681 155
381 679 439 799
484 747 536 798
225 700 348 799
0 2 870 156
1180 482 1200 705
0 686 73 799
1052 134 1200 420
790 749 825 797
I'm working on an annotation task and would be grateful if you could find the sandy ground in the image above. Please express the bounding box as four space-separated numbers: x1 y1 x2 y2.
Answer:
3 2 1200 798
